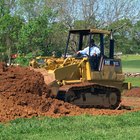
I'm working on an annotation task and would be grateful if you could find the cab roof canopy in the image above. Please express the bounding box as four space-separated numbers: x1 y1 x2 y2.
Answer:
69 29 110 35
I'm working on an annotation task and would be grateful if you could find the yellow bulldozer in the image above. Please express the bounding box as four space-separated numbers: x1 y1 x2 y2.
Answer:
30 28 127 109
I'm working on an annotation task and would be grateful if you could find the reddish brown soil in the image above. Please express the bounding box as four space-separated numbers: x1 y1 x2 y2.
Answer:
124 88 140 97
0 62 140 122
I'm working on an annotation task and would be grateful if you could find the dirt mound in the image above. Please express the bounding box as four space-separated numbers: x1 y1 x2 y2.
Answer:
0 65 49 95
0 63 87 122
0 63 48 121
1 62 140 122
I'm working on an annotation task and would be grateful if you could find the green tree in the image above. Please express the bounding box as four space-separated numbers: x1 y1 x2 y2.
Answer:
131 21 140 54
18 8 56 57
0 0 23 63
0 14 23 62
106 19 133 54
46 22 68 57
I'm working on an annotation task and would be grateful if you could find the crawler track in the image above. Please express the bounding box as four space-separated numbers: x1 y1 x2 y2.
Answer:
57 82 121 109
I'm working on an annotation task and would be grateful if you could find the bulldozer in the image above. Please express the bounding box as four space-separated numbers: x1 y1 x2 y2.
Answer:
31 28 126 109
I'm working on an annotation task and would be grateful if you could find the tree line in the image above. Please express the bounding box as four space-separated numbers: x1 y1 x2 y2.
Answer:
0 0 140 64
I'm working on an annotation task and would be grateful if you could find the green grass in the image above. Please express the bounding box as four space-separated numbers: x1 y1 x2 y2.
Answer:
121 55 140 60
121 55 140 86
125 77 140 87
1 112 140 140
121 55 140 72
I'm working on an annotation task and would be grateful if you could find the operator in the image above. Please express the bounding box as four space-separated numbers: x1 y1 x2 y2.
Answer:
77 39 100 57
77 39 100 70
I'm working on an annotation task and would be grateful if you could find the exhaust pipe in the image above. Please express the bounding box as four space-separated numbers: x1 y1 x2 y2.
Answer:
109 30 114 59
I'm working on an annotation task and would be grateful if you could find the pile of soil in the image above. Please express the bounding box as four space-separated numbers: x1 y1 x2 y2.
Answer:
0 62 140 122
0 63 84 122
0 63 48 95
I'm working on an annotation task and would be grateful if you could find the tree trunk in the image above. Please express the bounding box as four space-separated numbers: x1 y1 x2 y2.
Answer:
6 36 11 65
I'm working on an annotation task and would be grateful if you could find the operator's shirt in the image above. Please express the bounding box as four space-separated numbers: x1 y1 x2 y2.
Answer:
79 46 100 56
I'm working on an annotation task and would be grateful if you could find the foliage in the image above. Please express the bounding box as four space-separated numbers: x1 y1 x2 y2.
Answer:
17 8 56 56
14 52 39 66
105 18 140 54
1 112 140 139
0 0 140 63
46 22 68 57
0 14 23 61
106 19 133 54
131 21 140 54
0 14 22 47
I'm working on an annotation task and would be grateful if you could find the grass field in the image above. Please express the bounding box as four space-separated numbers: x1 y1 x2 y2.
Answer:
1 112 140 140
121 55 140 72
121 55 140 87
125 77 140 87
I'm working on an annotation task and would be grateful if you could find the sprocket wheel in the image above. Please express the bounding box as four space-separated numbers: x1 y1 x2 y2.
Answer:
108 92 120 109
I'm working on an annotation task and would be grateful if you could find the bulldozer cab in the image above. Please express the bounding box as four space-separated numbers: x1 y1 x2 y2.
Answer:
64 29 115 71
64 29 111 58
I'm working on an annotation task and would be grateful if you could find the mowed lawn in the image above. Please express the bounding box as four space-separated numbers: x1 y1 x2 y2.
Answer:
121 55 140 87
1 112 140 140
122 55 140 73
125 77 140 87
